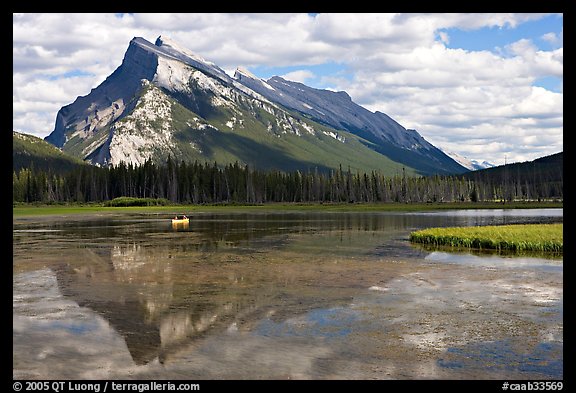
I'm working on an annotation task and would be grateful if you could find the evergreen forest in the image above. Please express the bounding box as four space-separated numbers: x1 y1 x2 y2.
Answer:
13 153 563 204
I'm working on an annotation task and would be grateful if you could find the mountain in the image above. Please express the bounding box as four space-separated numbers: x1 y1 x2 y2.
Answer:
461 152 563 199
443 150 495 171
13 131 86 173
234 69 466 175
45 36 467 176
462 152 562 180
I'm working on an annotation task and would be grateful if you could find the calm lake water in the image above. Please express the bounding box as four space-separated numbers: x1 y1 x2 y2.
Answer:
13 208 563 380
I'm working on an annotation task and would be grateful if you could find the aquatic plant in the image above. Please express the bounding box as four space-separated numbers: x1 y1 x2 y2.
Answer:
409 223 562 253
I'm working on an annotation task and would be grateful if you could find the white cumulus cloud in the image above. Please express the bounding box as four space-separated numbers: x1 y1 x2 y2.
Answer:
12 12 563 165
281 70 316 84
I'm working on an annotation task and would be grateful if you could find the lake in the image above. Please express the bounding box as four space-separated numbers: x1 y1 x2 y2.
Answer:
13 208 563 380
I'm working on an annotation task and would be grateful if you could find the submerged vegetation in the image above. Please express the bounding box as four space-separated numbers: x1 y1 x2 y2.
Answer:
410 223 563 253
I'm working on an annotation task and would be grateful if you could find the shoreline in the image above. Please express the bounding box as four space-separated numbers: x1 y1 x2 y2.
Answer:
12 201 563 219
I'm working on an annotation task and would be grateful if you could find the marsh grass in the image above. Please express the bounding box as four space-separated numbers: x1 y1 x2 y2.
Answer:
12 201 563 217
410 223 563 253
104 197 171 207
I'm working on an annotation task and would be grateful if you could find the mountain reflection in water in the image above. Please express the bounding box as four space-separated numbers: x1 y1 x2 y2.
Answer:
13 210 563 379
51 240 357 366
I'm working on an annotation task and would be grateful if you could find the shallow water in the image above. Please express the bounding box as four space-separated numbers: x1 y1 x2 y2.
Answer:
13 209 563 379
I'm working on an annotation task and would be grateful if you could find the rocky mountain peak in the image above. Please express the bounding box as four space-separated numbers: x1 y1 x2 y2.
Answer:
443 150 495 171
44 36 467 175
234 66 258 80
152 35 232 85
155 35 178 48
154 35 215 68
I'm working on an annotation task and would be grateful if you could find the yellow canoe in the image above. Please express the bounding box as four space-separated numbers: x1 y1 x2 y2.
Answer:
171 217 189 225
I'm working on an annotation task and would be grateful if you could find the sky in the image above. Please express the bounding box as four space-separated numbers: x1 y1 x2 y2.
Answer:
13 13 563 166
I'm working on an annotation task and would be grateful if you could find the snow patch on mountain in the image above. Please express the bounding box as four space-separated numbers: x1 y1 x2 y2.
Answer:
235 66 276 91
156 36 217 68
231 80 275 104
299 121 316 136
154 57 194 93
323 131 346 143
44 35 468 175
155 36 231 85
444 150 495 171
226 116 244 130
235 66 257 80
155 57 305 139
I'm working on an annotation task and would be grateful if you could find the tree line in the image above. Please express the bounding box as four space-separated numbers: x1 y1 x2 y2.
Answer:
13 157 562 204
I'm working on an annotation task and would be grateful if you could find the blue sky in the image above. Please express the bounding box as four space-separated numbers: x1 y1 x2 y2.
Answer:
13 13 563 166
251 62 353 89
437 14 563 92
440 14 562 52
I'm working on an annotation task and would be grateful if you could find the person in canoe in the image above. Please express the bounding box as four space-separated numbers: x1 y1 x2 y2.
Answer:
172 215 190 223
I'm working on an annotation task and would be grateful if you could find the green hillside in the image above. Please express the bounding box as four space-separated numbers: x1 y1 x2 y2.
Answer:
165 88 419 176
461 152 563 200
13 131 86 173
462 152 562 182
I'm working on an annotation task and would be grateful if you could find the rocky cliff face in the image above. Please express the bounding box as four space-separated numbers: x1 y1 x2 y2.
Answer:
235 72 463 174
45 36 467 175
45 38 160 154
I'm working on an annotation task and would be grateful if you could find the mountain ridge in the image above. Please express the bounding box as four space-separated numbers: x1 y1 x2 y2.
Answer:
460 151 563 200
45 36 467 176
13 131 86 174
444 150 496 171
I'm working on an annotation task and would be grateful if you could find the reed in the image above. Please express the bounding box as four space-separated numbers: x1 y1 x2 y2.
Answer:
409 223 563 253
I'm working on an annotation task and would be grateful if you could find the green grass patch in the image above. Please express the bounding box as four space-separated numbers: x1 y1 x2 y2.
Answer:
104 197 171 207
410 223 563 253
13 201 563 217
